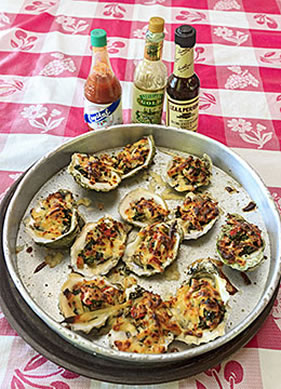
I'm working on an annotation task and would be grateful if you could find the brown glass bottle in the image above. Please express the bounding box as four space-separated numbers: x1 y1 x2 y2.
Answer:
166 25 200 131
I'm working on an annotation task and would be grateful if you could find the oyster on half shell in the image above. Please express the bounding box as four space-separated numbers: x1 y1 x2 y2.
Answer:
170 258 231 346
68 153 122 192
25 189 84 249
59 272 128 333
165 153 212 192
119 188 169 228
114 135 156 179
71 216 130 277
109 289 181 354
216 213 265 271
175 192 220 240
123 221 183 277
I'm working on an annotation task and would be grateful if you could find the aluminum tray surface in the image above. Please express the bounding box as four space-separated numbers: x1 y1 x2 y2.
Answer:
3 124 281 364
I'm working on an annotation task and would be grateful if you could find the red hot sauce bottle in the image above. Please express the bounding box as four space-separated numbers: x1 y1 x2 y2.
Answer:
84 29 122 130
166 25 200 131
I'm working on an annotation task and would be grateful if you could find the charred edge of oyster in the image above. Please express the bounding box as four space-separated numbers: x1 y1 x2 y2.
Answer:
165 153 213 193
123 220 183 277
26 189 84 249
119 187 169 228
171 258 231 346
116 135 156 180
174 192 219 240
70 216 129 277
59 272 128 334
216 213 265 272
68 153 122 192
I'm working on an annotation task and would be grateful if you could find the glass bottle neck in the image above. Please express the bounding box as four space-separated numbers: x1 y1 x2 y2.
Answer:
144 30 164 62
90 46 113 75
173 45 194 78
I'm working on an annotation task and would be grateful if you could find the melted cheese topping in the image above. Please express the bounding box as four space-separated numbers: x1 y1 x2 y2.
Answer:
112 291 181 353
171 277 226 338
115 137 151 175
217 214 263 267
132 223 179 272
65 279 124 315
30 191 74 240
124 197 169 224
73 153 120 186
61 277 127 326
76 218 126 270
176 194 219 232
167 155 211 191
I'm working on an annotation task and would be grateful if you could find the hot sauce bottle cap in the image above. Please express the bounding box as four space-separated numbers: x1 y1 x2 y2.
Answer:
175 25 196 48
148 17 165 33
91 29 107 47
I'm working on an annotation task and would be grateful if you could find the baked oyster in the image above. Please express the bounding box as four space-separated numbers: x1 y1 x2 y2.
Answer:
68 153 122 192
170 258 231 345
175 192 219 240
71 216 129 277
59 272 128 333
119 188 169 228
165 153 212 192
25 189 84 249
114 135 155 179
109 289 181 353
123 221 183 276
216 213 265 271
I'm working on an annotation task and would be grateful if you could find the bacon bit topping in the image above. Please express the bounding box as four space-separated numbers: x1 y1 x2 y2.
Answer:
175 194 219 232
115 138 150 175
34 261 47 274
30 191 74 240
77 218 126 269
132 223 178 272
217 214 263 266
63 278 125 317
167 155 211 191
112 291 181 353
225 186 236 193
125 197 169 224
74 153 120 187
242 201 256 212
173 277 226 337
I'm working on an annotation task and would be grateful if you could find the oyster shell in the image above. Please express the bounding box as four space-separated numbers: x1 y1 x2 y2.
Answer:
68 153 122 192
119 188 169 228
25 189 84 249
71 216 129 277
175 192 219 240
59 272 128 333
114 135 155 179
109 289 181 354
165 153 212 192
123 221 183 276
170 258 231 345
216 213 265 271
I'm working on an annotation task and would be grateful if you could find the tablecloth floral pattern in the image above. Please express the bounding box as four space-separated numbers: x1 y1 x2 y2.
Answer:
0 0 280 388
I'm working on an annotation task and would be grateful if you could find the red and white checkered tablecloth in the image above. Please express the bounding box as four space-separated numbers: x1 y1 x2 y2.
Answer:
0 0 281 388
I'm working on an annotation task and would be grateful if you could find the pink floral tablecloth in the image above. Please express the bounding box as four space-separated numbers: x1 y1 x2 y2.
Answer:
0 0 281 388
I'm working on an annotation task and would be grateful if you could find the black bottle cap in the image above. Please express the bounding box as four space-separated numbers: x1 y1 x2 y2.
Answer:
175 25 196 48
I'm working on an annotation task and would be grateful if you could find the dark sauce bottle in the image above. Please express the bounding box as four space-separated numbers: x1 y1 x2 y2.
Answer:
166 25 200 131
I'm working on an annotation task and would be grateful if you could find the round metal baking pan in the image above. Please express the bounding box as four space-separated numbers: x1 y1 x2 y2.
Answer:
0 178 279 384
3 124 281 364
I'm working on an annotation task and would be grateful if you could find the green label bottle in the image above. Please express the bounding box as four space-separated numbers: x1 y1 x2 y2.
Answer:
131 17 167 124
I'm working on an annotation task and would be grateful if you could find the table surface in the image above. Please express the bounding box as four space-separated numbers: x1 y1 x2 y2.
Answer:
0 0 281 388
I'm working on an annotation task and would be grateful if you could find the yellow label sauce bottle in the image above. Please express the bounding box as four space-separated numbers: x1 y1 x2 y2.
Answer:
131 17 167 124
166 25 200 131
